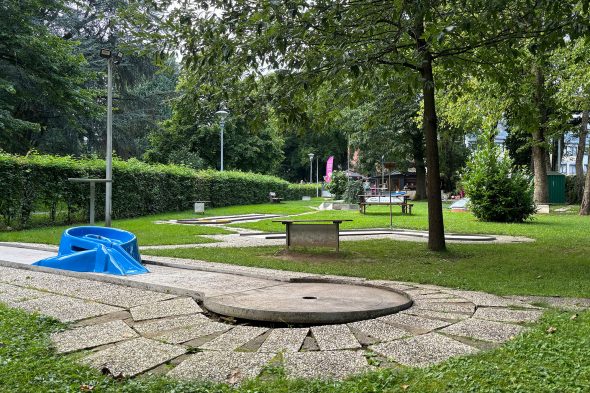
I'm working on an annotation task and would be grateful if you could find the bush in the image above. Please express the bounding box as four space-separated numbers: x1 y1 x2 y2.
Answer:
0 153 305 228
566 175 584 204
461 136 535 223
343 179 363 203
327 171 348 200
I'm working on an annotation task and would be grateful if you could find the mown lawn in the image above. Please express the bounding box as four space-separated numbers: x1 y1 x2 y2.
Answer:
0 200 317 246
1 303 588 393
144 201 590 298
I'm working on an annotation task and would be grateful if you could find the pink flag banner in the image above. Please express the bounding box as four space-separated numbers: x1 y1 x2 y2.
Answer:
325 156 334 183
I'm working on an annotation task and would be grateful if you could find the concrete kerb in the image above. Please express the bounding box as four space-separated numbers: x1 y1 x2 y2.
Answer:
0 258 205 301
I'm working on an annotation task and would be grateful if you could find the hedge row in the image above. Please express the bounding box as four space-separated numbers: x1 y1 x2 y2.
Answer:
0 153 316 228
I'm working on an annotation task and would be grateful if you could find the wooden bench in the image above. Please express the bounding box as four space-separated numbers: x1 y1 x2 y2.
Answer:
273 219 352 252
269 192 283 203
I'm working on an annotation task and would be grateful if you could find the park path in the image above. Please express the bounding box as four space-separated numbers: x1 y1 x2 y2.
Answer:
1 243 588 384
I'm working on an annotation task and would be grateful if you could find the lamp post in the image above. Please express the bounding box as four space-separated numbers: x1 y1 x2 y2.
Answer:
316 156 319 197
99 48 122 227
215 104 229 171
308 152 314 186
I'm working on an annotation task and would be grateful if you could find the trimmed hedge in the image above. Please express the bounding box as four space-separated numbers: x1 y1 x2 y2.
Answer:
0 153 314 228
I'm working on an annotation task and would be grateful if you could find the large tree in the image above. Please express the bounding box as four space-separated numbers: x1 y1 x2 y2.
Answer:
127 0 587 250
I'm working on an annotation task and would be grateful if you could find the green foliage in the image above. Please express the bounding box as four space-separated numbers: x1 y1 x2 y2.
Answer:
343 180 363 204
566 175 584 204
462 135 536 223
327 171 348 200
0 153 306 228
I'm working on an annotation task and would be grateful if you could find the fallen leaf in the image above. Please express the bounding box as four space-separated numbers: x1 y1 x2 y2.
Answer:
401 384 410 390
80 385 94 391
546 326 557 334
570 314 578 320
227 368 242 384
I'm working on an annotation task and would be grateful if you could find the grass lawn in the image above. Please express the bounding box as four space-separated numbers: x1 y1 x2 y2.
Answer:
0 200 317 246
144 201 590 298
1 303 588 393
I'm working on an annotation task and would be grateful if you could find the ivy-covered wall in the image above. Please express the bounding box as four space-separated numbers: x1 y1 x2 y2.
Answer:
0 153 315 228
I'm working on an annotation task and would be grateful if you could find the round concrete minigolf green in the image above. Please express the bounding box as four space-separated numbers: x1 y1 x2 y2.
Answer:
202 282 412 324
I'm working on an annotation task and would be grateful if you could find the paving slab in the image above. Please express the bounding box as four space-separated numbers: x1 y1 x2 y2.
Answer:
0 266 174 307
258 328 309 353
130 297 202 321
83 337 185 377
370 333 479 367
505 295 590 311
473 307 544 323
413 293 462 300
17 295 122 322
401 308 470 321
124 265 281 298
404 288 443 296
440 318 525 343
348 319 409 342
413 301 475 314
283 351 370 379
441 290 529 308
133 314 210 335
0 283 51 306
378 313 451 332
311 325 361 351
0 245 56 264
366 280 416 291
168 351 274 383
51 320 138 353
156 320 232 344
200 326 269 351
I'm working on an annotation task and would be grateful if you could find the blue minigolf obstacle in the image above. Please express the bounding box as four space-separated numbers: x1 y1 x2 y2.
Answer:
33 226 149 276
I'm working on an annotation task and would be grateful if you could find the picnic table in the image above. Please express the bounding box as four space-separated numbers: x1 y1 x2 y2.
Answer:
358 194 414 215
273 219 352 252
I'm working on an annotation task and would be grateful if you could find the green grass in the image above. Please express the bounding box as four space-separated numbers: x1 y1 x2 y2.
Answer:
1 303 589 392
144 201 590 298
0 200 318 246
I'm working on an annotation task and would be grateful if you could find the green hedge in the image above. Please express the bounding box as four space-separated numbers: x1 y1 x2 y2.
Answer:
0 153 312 228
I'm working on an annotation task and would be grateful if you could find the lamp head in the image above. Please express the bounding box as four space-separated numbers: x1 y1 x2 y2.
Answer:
99 48 112 58
308 152 315 160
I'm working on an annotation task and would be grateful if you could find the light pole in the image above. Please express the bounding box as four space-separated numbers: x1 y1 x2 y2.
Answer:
308 152 314 185
316 156 319 197
215 104 229 171
99 48 122 227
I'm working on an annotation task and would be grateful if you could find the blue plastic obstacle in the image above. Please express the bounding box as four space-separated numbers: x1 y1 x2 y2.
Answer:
33 226 149 276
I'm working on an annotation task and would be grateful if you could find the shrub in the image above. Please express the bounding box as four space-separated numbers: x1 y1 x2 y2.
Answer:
566 175 584 204
343 179 363 203
0 153 306 228
461 135 535 223
327 171 348 200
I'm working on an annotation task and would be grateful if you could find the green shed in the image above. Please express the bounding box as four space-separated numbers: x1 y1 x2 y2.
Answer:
547 171 565 204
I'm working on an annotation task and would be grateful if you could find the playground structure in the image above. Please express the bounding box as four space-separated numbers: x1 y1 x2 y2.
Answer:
33 226 148 276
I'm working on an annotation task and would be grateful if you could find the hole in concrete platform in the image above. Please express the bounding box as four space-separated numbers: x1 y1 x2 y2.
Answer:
302 296 317 300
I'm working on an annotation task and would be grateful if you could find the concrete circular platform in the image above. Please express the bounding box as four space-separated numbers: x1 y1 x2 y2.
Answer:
202 282 412 324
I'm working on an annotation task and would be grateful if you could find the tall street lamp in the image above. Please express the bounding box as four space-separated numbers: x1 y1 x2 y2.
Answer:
308 152 314 185
215 104 229 171
99 48 122 227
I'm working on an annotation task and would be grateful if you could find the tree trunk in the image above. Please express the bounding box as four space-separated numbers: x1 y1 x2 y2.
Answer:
580 156 590 215
576 109 588 201
532 65 548 203
411 130 426 200
416 40 446 251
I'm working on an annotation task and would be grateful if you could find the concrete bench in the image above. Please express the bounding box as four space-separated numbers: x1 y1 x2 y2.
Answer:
273 219 353 252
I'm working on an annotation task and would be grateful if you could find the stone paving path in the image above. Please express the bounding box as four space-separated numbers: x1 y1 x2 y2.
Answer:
1 249 589 385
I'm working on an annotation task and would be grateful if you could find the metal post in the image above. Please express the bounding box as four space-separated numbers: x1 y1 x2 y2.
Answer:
89 181 96 225
389 170 392 229
220 118 225 171
105 58 113 227
309 157 313 184
316 156 319 197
